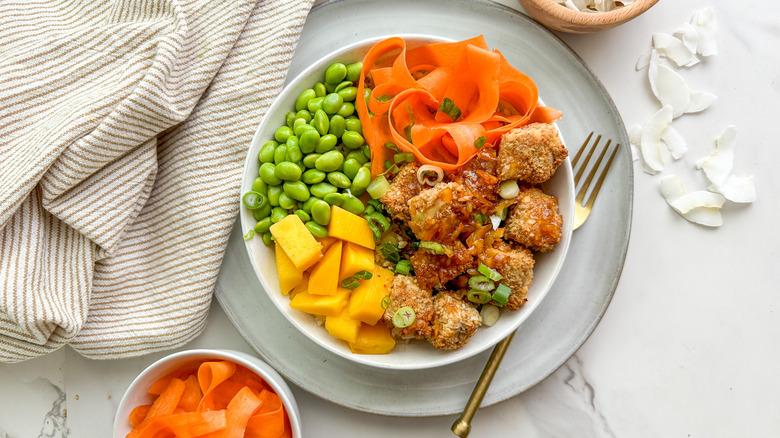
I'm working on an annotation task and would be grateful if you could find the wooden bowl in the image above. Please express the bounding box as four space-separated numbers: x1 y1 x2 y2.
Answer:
517 0 659 33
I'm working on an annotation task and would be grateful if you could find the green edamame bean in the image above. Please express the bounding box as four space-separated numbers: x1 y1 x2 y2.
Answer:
302 153 322 168
324 82 337 93
278 192 297 210
327 171 351 189
305 221 329 238
342 131 365 150
315 150 344 172
267 185 282 207
285 134 299 149
361 144 371 159
286 143 302 163
337 102 355 118
324 63 347 85
345 62 362 83
271 207 288 223
334 80 352 93
312 109 330 135
252 202 271 220
314 134 337 153
323 192 345 206
310 182 338 198
322 93 343 115
345 117 362 132
258 140 277 163
314 82 327 97
259 163 283 186
337 86 358 102
295 88 316 112
274 161 302 181
295 110 312 123
274 126 293 143
273 144 288 165
252 177 268 194
254 217 273 234
340 194 365 215
301 169 326 184
342 158 362 180
345 150 369 165
294 209 311 223
294 122 315 138
310 199 332 226
352 166 371 193
261 231 274 246
283 181 310 202
307 96 324 113
299 129 321 154
302 196 321 214
328 115 346 138
285 111 297 128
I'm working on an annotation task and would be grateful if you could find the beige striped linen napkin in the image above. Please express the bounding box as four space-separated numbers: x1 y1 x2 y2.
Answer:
0 0 315 363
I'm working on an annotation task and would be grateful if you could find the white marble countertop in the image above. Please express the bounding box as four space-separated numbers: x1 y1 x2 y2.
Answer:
2 1 778 437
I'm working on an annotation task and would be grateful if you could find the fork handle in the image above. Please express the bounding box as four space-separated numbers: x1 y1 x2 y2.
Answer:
451 331 516 437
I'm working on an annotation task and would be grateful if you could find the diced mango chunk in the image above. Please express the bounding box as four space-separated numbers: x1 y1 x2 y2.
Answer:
289 288 350 317
325 314 361 344
339 241 375 282
328 206 375 249
316 236 340 252
308 240 342 295
289 272 309 299
270 215 322 271
349 322 395 354
347 265 393 325
275 242 303 295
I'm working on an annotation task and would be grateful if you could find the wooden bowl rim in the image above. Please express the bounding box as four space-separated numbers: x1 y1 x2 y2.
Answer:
520 0 660 25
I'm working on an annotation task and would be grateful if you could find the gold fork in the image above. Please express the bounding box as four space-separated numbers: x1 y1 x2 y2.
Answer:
451 132 620 438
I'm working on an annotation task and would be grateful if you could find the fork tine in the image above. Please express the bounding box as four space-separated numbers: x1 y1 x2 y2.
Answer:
572 133 601 184
570 131 594 169
576 139 612 205
583 143 619 211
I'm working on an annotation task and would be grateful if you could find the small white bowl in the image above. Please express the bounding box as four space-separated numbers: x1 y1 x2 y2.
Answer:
113 349 302 438
239 35 574 370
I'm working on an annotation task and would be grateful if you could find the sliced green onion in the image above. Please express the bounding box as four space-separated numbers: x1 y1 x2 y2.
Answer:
242 229 255 241
368 221 382 243
468 275 495 292
242 191 268 210
376 94 393 102
495 207 508 221
492 283 512 306
354 270 373 280
467 289 493 304
439 97 462 121
478 263 504 281
384 160 393 169
394 152 414 164
340 277 361 290
384 142 400 152
473 212 487 224
419 241 445 255
392 306 416 328
366 175 390 199
366 212 391 232
381 295 392 310
367 199 383 211
379 244 401 264
404 125 413 143
474 136 487 149
395 259 412 275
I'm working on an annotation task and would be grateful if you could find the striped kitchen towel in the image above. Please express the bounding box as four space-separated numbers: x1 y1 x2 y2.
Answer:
0 0 314 362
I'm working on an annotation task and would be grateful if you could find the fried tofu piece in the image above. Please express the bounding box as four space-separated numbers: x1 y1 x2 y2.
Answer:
504 188 563 253
480 246 535 311
382 275 434 340
409 240 475 290
428 291 482 350
497 123 568 184
379 163 424 223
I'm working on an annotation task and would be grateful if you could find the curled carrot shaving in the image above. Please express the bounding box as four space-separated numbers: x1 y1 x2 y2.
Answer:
356 36 561 175
126 359 290 438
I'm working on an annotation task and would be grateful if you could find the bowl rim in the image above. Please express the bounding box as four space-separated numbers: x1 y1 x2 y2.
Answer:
520 0 660 24
112 348 301 438
239 34 575 370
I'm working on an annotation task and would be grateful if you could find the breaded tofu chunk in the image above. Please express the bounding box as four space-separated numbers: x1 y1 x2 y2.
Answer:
504 188 562 253
379 163 424 223
428 291 482 350
383 275 434 340
497 123 568 184
480 246 535 311
407 181 474 242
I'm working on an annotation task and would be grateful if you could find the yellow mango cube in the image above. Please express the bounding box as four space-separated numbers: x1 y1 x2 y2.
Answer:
316 236 340 252
308 240 342 295
339 241 375 282
289 288 350 317
270 215 322 271
289 272 309 300
324 314 361 344
275 242 303 295
347 265 394 325
349 322 395 354
328 206 375 249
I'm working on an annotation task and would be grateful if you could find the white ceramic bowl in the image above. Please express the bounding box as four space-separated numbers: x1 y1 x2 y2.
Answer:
113 349 302 438
239 35 574 370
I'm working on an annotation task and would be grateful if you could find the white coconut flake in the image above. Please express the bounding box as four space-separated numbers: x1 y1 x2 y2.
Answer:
696 125 737 186
690 7 717 57
635 49 652 71
709 174 756 203
686 90 718 113
652 33 698 68
660 125 687 159
673 22 700 54
681 207 723 227
659 174 686 201
489 215 502 230
669 191 726 214
659 175 724 227
651 64 692 118
639 105 673 174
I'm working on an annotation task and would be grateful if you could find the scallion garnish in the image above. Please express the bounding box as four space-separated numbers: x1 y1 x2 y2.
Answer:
468 275 495 292
366 212 391 232
353 270 373 280
379 244 401 264
477 263 504 281
404 125 413 143
393 152 415 164
376 94 393 102
381 295 392 310
395 259 412 275
467 289 493 304
419 241 445 255
392 306 416 328
474 212 487 224
242 191 268 210
439 97 462 121
242 230 255 241
474 136 487 149
492 283 512 306
384 142 400 152
366 175 390 199
340 277 361 290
